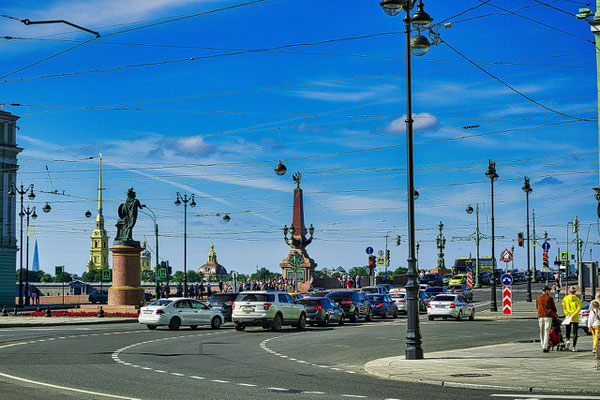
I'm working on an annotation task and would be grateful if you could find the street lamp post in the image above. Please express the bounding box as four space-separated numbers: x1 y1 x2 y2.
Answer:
379 0 434 360
8 183 35 307
466 204 481 288
174 193 196 297
23 205 49 306
436 222 446 275
485 160 499 312
522 176 533 302
385 234 401 282
141 206 159 300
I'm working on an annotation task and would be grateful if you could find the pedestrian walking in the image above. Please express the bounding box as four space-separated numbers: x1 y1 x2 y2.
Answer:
562 286 581 352
176 283 183 297
199 281 205 298
207 283 212 298
219 280 224 293
536 286 557 353
189 285 195 299
588 300 600 356
355 275 360 289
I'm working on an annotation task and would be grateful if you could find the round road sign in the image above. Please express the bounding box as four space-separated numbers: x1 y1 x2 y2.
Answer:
366 247 374 255
501 273 513 286
542 242 550 251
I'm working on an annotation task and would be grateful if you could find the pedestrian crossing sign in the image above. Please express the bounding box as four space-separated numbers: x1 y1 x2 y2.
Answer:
55 265 64 276
377 257 385 266
158 267 167 279
560 252 570 262
102 269 112 281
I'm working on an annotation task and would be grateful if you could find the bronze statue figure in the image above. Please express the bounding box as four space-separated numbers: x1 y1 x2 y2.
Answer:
293 171 302 189
115 188 146 245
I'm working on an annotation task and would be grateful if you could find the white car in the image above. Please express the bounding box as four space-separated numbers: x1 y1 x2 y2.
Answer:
390 292 407 314
232 290 306 332
426 293 474 321
139 298 224 330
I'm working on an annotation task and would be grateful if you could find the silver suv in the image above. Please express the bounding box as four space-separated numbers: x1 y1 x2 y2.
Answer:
232 291 306 332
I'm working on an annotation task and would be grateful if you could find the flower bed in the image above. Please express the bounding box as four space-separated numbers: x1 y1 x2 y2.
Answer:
21 310 139 317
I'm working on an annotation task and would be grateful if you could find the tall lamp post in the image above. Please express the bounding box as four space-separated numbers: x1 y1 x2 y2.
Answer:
141 206 159 300
8 183 35 307
174 193 196 297
436 222 446 274
522 176 533 302
378 0 435 360
465 204 482 287
485 160 499 312
23 203 50 306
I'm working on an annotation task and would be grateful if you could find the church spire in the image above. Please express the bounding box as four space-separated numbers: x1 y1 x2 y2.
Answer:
96 153 104 228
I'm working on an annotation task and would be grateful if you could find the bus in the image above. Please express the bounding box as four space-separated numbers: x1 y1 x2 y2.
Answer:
452 257 495 275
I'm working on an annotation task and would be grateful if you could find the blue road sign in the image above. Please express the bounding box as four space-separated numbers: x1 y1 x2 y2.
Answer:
542 242 550 251
366 247 374 255
501 273 513 286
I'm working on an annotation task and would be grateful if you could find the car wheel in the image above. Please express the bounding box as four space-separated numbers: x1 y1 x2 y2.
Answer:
271 314 283 332
349 310 358 323
320 316 329 327
147 325 157 330
296 313 306 330
338 315 344 326
235 323 245 331
190 325 198 330
211 316 222 329
469 310 475 321
456 310 463 321
428 315 434 321
168 317 181 330
365 310 373 322
381 311 387 319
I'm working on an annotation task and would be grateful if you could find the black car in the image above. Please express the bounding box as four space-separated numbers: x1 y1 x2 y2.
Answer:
208 292 239 322
144 292 154 301
364 294 398 319
420 273 443 286
298 297 344 326
325 290 373 322
424 287 447 299
88 289 108 304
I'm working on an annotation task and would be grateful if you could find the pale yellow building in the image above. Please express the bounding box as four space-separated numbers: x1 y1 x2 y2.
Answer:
140 240 151 272
87 154 109 271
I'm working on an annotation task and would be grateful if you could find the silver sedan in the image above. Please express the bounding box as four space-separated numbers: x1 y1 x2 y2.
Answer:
139 298 224 330
426 294 474 321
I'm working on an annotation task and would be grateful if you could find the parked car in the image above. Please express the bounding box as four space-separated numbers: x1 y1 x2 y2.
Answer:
360 286 387 295
298 297 344 326
449 274 468 286
424 286 448 299
88 289 108 304
427 293 474 321
306 291 329 298
420 273 443 287
419 284 430 291
138 298 224 330
326 290 373 322
232 291 306 332
364 294 398 319
580 304 591 335
208 292 239 322
512 272 526 282
447 284 473 301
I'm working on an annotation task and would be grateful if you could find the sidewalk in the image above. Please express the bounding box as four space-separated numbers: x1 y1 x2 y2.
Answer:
365 332 598 393
0 316 137 328
475 300 555 320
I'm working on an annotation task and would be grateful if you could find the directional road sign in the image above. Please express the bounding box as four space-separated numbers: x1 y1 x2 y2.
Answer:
376 257 385 266
102 269 112 281
500 273 513 286
502 285 512 315
365 247 373 255
542 242 550 251
158 267 168 279
499 249 513 262
560 251 570 262
55 265 64 276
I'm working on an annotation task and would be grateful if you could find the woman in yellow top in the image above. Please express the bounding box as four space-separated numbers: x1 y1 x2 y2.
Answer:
562 286 581 352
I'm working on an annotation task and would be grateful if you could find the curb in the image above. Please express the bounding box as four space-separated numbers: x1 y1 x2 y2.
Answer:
475 316 538 320
363 363 600 394
0 318 138 328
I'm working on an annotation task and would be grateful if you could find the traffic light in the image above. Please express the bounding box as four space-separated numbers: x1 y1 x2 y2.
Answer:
368 255 376 267
573 218 580 233
518 232 524 247
386 250 390 266
543 252 549 268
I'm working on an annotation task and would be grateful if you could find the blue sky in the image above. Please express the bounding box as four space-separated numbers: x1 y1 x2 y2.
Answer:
0 0 597 277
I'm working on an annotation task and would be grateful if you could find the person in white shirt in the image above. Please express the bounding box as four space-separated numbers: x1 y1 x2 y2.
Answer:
588 299 600 355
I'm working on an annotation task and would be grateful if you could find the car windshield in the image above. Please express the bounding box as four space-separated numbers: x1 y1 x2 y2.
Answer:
361 288 379 293
299 299 321 307
425 274 437 278
448 285 463 290
366 295 385 301
149 300 172 306
433 295 456 302
236 293 275 302
391 293 405 298
209 294 238 304
326 292 353 300
425 288 444 293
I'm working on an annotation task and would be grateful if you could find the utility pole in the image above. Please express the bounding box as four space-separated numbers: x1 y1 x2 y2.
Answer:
436 222 446 275
511 245 515 271
532 209 538 283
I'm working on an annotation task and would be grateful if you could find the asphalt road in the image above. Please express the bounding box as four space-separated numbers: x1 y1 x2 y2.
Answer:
0 294 585 400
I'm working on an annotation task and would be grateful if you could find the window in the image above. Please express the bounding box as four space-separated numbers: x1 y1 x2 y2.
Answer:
150 300 172 306
278 294 288 303
433 295 456 302
285 294 295 303
236 293 275 302
190 301 209 309
173 301 191 309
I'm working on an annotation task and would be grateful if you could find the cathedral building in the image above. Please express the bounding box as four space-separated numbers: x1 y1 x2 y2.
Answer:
87 154 109 271
140 240 151 272
197 243 228 282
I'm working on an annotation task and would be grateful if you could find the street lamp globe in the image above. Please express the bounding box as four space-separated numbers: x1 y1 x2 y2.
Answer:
32 210 38 219
174 198 181 206
7 186 14 196
485 161 499 181
411 1 433 28
42 202 51 213
379 0 410 16
222 214 231 222
466 205 474 214
190 197 197 208
522 176 532 194
85 210 92 218
413 189 419 200
27 190 35 200
274 160 287 176
410 34 430 56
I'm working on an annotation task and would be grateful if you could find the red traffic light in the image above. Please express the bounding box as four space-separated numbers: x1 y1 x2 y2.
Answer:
518 232 524 247
368 255 376 266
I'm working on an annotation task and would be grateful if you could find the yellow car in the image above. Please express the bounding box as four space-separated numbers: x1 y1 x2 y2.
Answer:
449 274 467 286
288 292 304 302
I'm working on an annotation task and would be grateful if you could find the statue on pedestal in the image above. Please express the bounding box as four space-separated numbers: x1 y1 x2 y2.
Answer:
115 188 146 246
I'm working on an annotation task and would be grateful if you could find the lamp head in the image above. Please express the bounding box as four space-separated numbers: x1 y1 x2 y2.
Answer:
274 160 287 176
283 225 288 236
190 197 197 208
27 190 35 200
485 159 499 181
411 0 433 28
466 205 474 214
413 189 420 200
222 214 231 222
410 34 430 56
42 202 51 213
309 224 315 236
85 210 92 218
522 176 532 194
379 0 412 16
32 209 38 219
7 186 14 196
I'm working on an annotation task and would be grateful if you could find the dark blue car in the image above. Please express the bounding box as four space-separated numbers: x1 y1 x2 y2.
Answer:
364 294 398 319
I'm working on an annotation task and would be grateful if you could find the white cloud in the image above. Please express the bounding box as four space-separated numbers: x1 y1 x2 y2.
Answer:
385 112 438 132
176 136 212 153
291 83 398 103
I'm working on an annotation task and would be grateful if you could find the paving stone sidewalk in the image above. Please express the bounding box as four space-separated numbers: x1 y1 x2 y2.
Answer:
364 336 598 393
0 316 137 328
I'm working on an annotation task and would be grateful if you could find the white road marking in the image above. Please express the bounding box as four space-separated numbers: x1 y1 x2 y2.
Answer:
190 376 205 380
153 370 167 373
171 373 184 376
342 395 367 398
304 391 325 394
212 379 229 383
268 387 288 391
0 371 141 399
237 383 257 387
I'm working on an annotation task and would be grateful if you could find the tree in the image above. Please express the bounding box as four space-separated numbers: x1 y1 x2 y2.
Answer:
81 270 103 282
171 270 184 283
141 270 156 283
348 267 368 277
40 273 53 283
250 267 276 281
53 272 74 283
393 266 408 275
186 270 202 283
313 269 329 279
